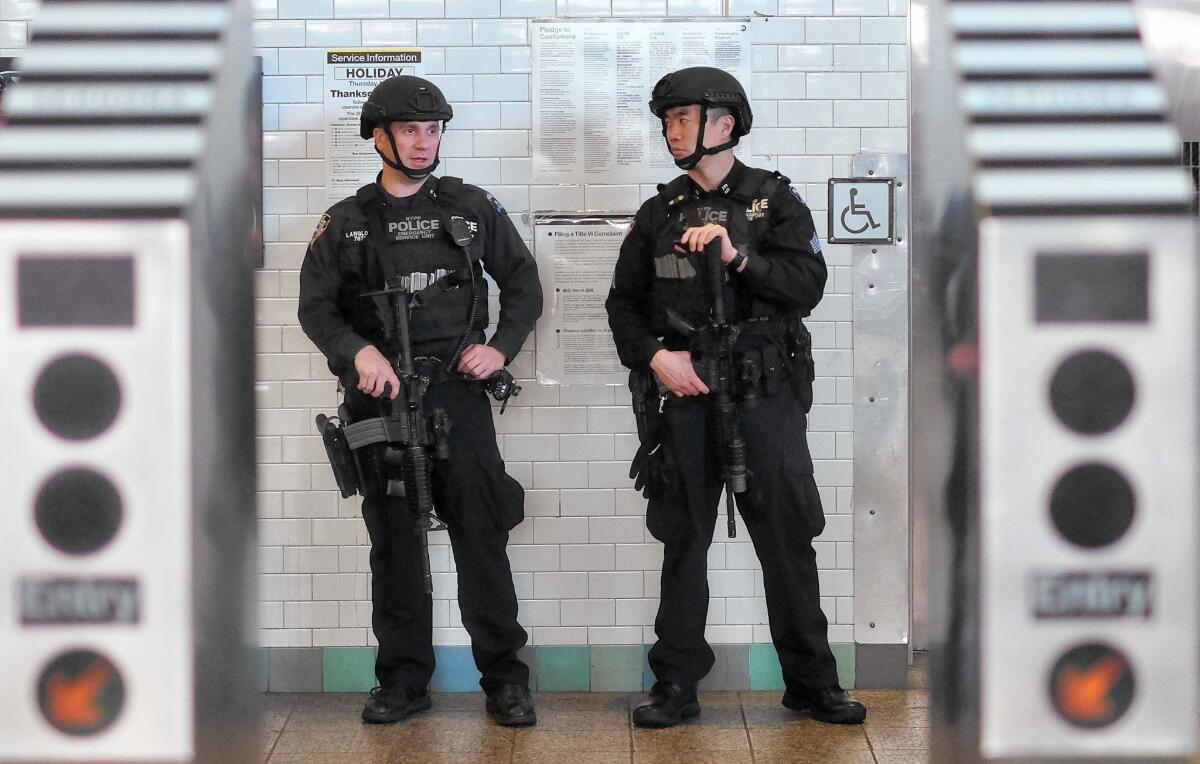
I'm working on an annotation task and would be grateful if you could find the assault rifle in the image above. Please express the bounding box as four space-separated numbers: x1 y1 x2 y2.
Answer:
362 276 452 595
665 240 749 538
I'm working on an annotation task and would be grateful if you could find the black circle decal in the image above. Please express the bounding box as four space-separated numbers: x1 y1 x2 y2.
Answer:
33 354 122 440
1049 350 1135 435
34 468 123 555
1049 463 1135 548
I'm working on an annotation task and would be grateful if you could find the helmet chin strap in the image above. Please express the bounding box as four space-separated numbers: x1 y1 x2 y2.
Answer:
665 103 740 171
377 125 441 179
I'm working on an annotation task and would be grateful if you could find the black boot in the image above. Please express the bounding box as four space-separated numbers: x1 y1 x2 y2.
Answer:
783 686 867 724
486 684 537 727
632 681 701 728
361 685 432 724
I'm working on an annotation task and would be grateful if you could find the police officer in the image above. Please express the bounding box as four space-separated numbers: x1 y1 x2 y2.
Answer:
298 75 541 727
605 66 867 727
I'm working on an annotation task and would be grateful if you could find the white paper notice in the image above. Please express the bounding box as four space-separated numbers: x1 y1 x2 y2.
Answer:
324 49 423 204
534 216 633 386
532 20 752 185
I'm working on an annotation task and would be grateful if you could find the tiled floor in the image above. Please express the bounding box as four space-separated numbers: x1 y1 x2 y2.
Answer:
261 689 930 763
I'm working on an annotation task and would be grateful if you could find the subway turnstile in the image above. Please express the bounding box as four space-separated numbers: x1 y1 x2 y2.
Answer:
0 1 260 761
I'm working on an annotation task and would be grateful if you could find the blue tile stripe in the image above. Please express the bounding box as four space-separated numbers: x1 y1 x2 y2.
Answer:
430 645 483 692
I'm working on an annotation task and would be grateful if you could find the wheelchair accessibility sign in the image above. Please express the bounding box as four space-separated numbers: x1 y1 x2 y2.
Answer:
827 177 895 245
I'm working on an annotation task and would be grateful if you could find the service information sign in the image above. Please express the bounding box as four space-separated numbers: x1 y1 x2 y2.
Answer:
324 49 423 203
534 215 632 386
531 20 751 185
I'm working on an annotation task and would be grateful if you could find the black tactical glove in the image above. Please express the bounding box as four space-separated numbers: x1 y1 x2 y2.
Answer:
630 439 671 500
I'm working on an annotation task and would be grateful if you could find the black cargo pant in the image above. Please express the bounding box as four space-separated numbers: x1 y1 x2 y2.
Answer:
645 384 840 693
351 379 530 694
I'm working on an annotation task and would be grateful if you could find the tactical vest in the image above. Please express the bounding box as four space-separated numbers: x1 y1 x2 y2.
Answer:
648 167 791 345
345 176 488 360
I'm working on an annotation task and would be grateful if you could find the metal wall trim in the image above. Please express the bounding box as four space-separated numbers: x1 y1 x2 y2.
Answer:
852 152 911 650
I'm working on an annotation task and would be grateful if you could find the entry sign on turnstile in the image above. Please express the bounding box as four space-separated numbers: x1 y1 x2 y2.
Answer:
827 177 895 244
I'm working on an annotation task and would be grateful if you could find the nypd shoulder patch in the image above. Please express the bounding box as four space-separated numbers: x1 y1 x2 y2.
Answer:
308 213 331 249
789 186 806 205
486 192 506 215
810 232 823 254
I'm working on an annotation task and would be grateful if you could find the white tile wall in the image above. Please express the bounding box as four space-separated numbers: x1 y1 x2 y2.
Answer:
0 0 907 650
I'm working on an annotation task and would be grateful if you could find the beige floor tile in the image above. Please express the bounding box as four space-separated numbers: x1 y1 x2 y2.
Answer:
854 689 931 708
396 726 514 754
743 705 804 728
271 754 509 764
513 727 631 753
673 707 745 728
739 691 784 708
431 691 489 711
388 754 511 764
271 725 409 755
285 709 363 726
289 693 369 709
264 707 292 732
874 751 932 764
865 725 932 750
261 728 283 755
748 724 871 754
515 753 632 764
534 709 632 730
863 704 931 728
541 691 639 712
632 726 750 752
633 752 753 764
402 711 508 734
269 754 390 764
695 691 742 710
263 693 298 713
753 751 876 764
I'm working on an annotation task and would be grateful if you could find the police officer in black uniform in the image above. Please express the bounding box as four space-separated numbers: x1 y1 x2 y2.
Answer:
605 66 867 727
298 75 541 727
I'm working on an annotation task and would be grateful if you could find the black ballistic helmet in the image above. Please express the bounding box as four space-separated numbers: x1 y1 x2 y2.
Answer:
649 66 752 170
360 75 453 179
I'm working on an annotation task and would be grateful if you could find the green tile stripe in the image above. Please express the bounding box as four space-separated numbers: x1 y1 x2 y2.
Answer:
323 647 376 692
831 642 856 689
315 644 856 692
536 645 590 691
749 643 855 690
749 643 786 691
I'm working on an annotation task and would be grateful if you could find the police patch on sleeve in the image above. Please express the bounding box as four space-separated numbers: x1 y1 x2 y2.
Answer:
810 232 823 253
789 186 806 205
486 192 506 215
308 213 331 249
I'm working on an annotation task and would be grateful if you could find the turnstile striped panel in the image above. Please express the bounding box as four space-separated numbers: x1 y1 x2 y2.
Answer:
0 1 233 216
950 0 1193 215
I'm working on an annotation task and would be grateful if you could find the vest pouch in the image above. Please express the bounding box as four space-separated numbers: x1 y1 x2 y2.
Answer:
788 321 816 413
